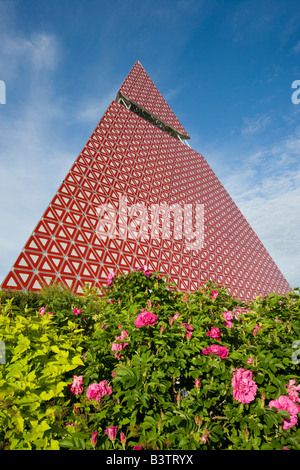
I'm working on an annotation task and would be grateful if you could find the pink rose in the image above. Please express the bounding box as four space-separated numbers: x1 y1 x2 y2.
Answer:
286 379 300 403
200 434 209 444
120 432 126 445
253 324 263 336
206 327 221 341
223 312 233 321
186 330 192 340
181 322 193 331
91 431 98 445
223 311 233 328
195 378 200 389
202 344 229 359
107 271 116 287
39 307 53 316
105 426 118 441
118 330 128 340
72 308 82 315
134 310 158 328
112 331 129 359
134 445 143 450
69 375 84 395
112 340 129 359
232 368 257 404
136 265 150 277
211 290 219 299
170 313 181 324
86 380 112 402
269 395 300 430
112 342 128 352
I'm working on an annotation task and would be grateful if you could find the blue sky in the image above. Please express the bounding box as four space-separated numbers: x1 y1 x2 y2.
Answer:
0 0 300 289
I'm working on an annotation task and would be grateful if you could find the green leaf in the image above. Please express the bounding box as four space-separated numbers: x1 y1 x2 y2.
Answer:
255 406 265 416
140 393 150 408
15 415 24 432
261 443 273 450
170 415 183 426
40 390 55 401
9 439 21 450
39 335 49 342
71 356 85 366
59 439 74 449
266 385 277 393
178 436 190 447
37 420 51 433
287 437 300 448
237 403 244 414
264 413 276 428
50 440 60 450
278 409 290 420
256 373 265 384
211 424 223 435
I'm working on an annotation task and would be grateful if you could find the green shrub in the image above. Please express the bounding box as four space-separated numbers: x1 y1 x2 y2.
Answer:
0 300 86 449
0 270 299 450
0 289 41 312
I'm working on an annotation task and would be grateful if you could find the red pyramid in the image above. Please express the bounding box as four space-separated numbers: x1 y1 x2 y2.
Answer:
1 61 292 300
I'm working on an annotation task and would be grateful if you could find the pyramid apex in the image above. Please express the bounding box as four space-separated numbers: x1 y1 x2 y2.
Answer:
118 61 190 140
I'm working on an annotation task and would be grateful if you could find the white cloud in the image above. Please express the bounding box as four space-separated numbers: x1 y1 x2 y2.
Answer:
241 113 272 135
0 20 123 286
292 40 300 54
75 91 116 123
0 32 59 81
237 189 300 288
220 131 300 288
0 23 74 284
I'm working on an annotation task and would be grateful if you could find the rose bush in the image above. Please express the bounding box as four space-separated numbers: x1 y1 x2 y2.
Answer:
0 268 299 450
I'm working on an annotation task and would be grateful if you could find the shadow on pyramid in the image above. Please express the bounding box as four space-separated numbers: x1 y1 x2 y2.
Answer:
1 61 292 301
